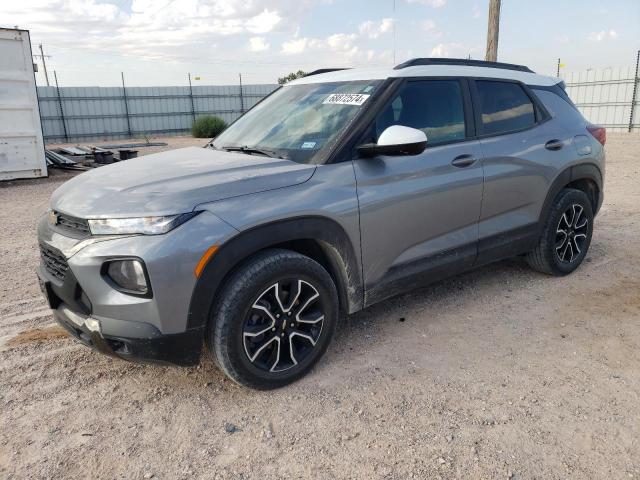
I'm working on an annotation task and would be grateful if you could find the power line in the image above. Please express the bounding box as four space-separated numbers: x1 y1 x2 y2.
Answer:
392 0 396 64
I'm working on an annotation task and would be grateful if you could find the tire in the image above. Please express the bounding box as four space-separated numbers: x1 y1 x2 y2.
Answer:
208 249 339 389
526 188 594 276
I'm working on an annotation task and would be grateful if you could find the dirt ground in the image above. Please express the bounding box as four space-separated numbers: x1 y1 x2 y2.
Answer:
0 134 638 479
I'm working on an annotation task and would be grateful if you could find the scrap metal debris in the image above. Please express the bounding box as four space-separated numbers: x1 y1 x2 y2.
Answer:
59 146 88 156
45 144 141 170
45 150 90 171
100 142 167 149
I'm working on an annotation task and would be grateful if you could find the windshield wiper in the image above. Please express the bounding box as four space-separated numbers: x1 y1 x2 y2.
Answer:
222 145 286 159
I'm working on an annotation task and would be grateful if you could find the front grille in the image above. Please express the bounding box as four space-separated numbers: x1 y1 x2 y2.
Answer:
40 245 69 280
55 212 90 236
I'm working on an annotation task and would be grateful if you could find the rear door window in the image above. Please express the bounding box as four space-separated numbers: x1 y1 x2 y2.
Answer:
375 80 466 145
476 80 536 135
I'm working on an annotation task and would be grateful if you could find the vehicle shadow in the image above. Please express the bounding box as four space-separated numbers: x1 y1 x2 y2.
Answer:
330 256 537 356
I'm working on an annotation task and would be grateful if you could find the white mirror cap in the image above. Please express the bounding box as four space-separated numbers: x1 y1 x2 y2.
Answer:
377 125 427 146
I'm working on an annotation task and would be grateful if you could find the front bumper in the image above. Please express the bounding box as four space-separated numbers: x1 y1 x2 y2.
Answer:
39 266 203 366
53 305 203 366
36 209 238 366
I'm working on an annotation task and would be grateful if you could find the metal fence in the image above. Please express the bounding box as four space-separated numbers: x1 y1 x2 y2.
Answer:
37 83 278 143
562 52 640 132
37 53 640 143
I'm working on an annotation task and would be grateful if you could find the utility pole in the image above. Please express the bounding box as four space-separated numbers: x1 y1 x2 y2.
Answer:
33 44 51 86
238 73 245 113
485 0 501 62
188 73 196 125
629 50 639 133
121 72 132 138
53 71 68 142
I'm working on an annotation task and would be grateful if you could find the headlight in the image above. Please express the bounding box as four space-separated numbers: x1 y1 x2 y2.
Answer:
105 259 149 295
88 212 199 235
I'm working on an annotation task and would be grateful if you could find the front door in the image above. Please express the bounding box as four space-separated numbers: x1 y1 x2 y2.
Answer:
352 78 484 305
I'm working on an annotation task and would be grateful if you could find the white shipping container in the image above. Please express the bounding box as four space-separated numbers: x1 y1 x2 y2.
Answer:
0 28 47 180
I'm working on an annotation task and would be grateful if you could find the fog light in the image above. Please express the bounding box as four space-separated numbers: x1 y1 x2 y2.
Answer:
106 259 149 294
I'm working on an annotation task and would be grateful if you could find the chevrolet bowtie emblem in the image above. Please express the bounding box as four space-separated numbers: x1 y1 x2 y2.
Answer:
48 211 59 225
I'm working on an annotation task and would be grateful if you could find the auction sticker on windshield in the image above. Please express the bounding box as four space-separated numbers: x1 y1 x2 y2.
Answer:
323 93 370 106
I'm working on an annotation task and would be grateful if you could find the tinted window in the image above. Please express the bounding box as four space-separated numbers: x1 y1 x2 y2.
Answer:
375 80 466 145
532 88 586 125
476 81 535 135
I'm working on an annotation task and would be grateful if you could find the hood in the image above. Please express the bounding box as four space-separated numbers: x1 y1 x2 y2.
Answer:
51 147 316 218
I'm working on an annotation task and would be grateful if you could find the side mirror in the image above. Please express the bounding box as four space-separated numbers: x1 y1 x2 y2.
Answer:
357 125 427 157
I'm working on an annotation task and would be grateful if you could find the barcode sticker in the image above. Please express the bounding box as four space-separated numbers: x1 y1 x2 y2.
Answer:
323 93 370 106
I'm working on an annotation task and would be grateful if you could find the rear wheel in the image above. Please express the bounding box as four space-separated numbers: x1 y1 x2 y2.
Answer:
526 188 594 275
208 249 338 389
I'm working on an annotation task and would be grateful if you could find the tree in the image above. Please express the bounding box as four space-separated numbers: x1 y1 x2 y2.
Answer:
278 70 307 85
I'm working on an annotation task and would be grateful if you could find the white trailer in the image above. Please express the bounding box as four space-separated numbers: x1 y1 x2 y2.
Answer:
0 28 47 180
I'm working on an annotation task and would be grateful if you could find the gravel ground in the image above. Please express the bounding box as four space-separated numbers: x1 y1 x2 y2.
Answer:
0 134 638 479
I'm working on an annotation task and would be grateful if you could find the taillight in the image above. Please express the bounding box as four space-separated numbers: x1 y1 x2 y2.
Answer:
587 124 606 146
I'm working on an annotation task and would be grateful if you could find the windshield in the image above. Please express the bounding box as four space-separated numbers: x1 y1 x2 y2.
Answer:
212 80 381 164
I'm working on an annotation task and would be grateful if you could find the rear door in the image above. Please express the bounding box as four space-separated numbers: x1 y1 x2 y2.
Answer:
470 79 571 262
352 78 485 304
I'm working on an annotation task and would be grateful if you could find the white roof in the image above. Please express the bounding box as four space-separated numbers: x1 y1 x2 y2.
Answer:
289 64 560 87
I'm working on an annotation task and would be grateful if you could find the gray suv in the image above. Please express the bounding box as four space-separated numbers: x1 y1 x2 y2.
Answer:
37 58 605 389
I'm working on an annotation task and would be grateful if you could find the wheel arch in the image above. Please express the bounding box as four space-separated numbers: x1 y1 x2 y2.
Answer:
539 163 602 229
186 216 363 331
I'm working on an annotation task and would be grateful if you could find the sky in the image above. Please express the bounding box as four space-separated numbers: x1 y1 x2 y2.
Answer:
2 0 639 87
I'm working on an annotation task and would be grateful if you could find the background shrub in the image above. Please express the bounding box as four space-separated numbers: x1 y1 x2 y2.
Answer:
192 115 228 138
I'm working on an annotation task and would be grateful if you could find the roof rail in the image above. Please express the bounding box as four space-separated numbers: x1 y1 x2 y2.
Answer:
394 58 534 73
304 68 351 77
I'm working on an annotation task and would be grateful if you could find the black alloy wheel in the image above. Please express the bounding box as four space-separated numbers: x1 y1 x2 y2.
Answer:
208 249 338 389
243 279 325 373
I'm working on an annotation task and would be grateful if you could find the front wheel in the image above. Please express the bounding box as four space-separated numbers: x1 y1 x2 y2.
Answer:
526 188 594 276
208 249 339 389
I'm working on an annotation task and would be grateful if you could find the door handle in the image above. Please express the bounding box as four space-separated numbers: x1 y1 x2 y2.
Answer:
545 139 563 151
451 154 477 168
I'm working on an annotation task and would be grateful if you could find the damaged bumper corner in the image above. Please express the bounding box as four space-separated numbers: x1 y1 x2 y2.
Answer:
52 302 204 367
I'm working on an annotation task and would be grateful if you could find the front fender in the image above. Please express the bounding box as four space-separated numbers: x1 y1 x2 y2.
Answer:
186 216 363 331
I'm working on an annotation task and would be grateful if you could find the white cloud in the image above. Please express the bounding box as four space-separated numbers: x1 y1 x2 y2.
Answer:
1 0 305 61
380 18 395 33
281 37 310 55
0 0 506 86
245 9 281 34
358 18 394 39
326 33 358 50
282 32 358 57
430 42 470 58
248 37 269 52
472 5 481 18
588 30 618 42
406 0 447 8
